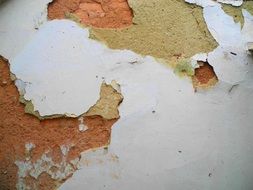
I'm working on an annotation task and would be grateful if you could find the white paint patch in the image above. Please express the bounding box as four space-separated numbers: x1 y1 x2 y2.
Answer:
184 0 218 7
61 82 253 190
10 20 159 117
185 0 242 7
15 79 27 96
204 5 242 47
0 0 52 60
242 10 253 44
190 53 208 69
186 1 253 88
217 0 243 6
60 6 253 190
191 53 208 62
78 117 88 132
204 6 253 87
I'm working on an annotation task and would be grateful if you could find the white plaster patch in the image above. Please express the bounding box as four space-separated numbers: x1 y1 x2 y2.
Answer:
185 0 218 7
242 10 253 45
191 53 208 62
185 0 242 7
60 148 121 188
186 1 253 87
15 79 27 96
59 6 253 190
78 117 88 132
204 6 253 87
0 0 52 60
204 5 242 47
217 0 243 6
190 53 208 69
10 20 159 117
61 82 253 190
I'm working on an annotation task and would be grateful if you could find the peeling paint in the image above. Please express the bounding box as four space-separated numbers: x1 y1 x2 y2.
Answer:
17 81 123 120
185 0 243 7
1 1 253 189
204 6 253 88
217 0 243 6
15 144 79 189
10 20 150 118
89 0 217 61
0 56 121 189
222 1 253 26
185 0 253 88
60 62 253 190
58 4 253 189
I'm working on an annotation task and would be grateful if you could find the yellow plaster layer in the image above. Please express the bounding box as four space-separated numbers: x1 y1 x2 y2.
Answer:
90 0 217 61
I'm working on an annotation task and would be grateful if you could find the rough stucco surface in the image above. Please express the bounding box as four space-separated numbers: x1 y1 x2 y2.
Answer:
0 56 122 189
48 0 133 28
192 61 218 90
85 83 123 120
90 0 217 61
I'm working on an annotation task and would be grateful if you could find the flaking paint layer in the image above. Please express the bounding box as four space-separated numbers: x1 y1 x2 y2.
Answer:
222 1 253 26
17 82 123 120
0 56 123 189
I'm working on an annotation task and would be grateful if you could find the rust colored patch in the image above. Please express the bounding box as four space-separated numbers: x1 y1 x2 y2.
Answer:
23 173 58 190
0 56 121 189
48 0 133 28
192 61 218 90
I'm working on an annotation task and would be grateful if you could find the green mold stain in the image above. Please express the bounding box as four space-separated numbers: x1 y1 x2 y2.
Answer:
89 0 217 61
174 59 195 77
